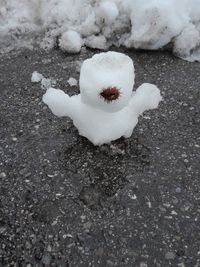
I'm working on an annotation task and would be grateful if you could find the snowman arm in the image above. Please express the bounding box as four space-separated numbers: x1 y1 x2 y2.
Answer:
129 83 162 116
42 87 74 118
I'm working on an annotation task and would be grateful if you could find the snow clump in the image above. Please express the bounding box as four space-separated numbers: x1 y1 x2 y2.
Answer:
59 30 82 53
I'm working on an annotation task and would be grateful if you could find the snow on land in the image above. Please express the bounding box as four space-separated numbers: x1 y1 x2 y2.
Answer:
0 0 200 61
67 77 78 87
31 71 56 90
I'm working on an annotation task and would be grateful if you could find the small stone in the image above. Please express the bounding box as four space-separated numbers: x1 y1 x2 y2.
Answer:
42 253 52 265
95 247 104 256
19 168 29 176
181 153 187 158
0 227 6 234
80 215 86 221
165 251 176 260
106 260 115 266
171 210 178 215
51 220 57 226
47 245 52 252
25 241 32 249
12 137 17 141
83 222 92 229
175 187 181 193
0 172 6 178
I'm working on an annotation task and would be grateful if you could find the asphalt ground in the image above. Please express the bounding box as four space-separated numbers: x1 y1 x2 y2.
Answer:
0 47 200 267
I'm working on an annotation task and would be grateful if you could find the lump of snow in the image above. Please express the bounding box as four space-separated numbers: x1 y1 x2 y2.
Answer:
59 30 82 53
68 77 78 87
31 71 43 83
43 51 162 145
85 35 107 50
41 78 55 90
31 71 56 90
97 1 119 25
125 0 189 49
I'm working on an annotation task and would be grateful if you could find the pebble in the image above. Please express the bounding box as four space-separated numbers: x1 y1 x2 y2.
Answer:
42 253 52 265
0 227 6 234
0 172 6 178
165 251 176 260
175 187 181 193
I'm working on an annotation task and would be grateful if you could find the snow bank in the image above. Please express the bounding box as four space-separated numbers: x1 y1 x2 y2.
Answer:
0 0 200 61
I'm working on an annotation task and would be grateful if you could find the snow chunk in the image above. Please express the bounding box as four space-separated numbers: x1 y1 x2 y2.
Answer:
85 35 107 50
125 0 189 49
68 77 78 87
97 1 119 25
31 71 43 83
41 78 55 90
31 71 56 90
59 30 82 53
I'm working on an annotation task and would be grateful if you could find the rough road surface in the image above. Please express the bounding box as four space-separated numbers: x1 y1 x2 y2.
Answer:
0 47 200 267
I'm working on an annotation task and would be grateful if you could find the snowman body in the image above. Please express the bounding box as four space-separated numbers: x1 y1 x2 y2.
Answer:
43 51 162 145
68 94 137 145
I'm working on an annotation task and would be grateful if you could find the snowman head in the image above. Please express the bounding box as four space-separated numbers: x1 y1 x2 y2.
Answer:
79 51 135 112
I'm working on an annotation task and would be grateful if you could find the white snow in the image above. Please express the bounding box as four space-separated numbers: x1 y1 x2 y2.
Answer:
42 51 162 145
31 71 43 83
1 0 200 61
31 71 56 89
79 51 135 113
96 1 119 25
85 35 107 50
67 77 78 87
59 30 82 53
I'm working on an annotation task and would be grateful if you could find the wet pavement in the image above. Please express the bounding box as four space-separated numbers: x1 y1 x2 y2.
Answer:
0 47 200 267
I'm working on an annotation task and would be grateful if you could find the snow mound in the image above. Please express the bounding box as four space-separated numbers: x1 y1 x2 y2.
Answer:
0 0 200 61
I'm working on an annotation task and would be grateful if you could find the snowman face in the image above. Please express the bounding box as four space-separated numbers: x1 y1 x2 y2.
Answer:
100 87 121 102
79 51 135 112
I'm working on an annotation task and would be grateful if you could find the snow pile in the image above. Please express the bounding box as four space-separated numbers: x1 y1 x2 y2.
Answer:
42 51 162 145
0 0 200 61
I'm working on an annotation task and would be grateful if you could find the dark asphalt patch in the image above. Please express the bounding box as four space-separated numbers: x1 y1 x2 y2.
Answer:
0 47 200 266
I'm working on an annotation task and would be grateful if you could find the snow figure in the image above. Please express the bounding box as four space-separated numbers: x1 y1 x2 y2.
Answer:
43 51 162 145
